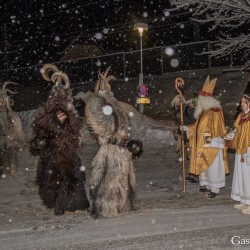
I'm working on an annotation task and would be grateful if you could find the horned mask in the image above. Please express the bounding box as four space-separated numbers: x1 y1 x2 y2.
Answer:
0 82 18 110
94 67 116 94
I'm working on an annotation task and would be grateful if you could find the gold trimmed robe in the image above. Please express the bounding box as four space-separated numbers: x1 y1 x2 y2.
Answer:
188 108 229 176
233 112 250 154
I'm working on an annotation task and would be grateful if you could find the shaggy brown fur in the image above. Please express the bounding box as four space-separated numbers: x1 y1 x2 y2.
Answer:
90 144 138 218
33 86 89 215
0 82 25 175
85 69 139 218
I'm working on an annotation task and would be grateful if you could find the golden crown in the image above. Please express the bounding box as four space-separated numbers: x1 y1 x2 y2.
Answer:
200 76 217 96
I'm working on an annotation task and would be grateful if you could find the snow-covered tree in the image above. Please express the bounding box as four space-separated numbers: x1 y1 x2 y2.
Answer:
170 0 250 68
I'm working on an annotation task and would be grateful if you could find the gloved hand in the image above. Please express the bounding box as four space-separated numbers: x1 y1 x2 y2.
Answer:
224 128 237 140
179 125 188 131
210 137 224 149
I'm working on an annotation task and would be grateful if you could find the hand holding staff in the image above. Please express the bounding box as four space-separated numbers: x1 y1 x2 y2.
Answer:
175 77 186 192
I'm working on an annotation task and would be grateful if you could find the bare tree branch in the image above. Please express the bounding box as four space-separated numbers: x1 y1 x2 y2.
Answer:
170 0 250 65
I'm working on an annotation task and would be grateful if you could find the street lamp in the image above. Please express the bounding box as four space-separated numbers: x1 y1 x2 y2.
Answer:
134 22 148 113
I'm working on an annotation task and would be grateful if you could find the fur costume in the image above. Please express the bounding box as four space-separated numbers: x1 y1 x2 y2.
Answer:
0 82 25 175
85 68 139 218
32 68 89 215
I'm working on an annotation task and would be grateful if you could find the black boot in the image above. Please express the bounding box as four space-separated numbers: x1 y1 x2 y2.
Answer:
199 186 210 193
187 174 199 183
206 192 217 198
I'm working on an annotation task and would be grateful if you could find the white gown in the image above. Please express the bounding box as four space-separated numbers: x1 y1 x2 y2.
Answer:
231 147 250 205
199 149 226 193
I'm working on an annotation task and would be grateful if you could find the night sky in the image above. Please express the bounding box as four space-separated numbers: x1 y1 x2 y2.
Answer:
1 0 209 70
2 0 245 88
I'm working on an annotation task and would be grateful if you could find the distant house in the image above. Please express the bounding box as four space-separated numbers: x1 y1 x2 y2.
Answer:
59 37 105 61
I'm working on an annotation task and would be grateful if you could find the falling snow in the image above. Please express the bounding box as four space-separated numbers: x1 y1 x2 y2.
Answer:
80 166 86 172
102 105 113 115
0 1 249 248
164 47 174 56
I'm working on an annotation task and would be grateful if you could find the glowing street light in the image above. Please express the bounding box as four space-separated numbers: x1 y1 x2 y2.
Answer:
134 22 148 113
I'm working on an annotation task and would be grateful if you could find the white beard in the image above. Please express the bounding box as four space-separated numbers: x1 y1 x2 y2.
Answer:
193 96 222 120
193 98 203 120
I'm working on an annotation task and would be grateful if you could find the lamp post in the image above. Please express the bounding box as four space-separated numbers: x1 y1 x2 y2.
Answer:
134 22 148 113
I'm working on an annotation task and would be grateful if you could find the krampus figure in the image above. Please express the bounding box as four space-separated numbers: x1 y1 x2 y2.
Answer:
32 64 89 215
84 67 139 218
0 82 25 175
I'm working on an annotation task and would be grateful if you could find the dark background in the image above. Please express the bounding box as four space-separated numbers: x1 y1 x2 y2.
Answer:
0 0 248 88
0 0 217 70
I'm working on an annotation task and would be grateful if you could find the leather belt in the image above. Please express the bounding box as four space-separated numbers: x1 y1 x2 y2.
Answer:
112 137 128 147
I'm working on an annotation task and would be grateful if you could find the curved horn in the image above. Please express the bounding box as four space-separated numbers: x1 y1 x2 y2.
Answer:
2 82 19 94
51 71 70 89
95 67 115 92
106 75 116 82
103 66 111 78
41 64 59 81
98 69 103 78
94 78 101 94
6 89 18 95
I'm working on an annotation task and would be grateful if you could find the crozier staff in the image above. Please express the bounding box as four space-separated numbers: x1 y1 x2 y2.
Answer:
175 77 186 192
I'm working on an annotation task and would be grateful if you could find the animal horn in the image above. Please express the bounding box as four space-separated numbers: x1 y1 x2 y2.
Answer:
95 67 115 92
51 71 70 89
41 64 59 81
103 66 111 78
95 78 101 94
98 68 104 78
106 75 116 82
2 81 19 94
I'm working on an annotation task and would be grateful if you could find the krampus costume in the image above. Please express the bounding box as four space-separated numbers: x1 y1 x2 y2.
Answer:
85 68 139 218
32 65 89 215
0 82 25 175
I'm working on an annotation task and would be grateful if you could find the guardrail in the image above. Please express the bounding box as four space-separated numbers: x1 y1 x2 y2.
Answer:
0 40 247 86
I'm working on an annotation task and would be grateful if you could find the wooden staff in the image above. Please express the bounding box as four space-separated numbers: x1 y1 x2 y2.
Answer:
175 77 186 192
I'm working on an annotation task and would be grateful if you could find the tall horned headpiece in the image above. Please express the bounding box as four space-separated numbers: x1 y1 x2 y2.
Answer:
41 64 70 89
199 76 217 97
94 67 116 94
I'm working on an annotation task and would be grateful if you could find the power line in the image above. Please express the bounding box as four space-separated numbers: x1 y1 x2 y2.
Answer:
3 0 105 26
3 19 193 55
0 40 212 74
3 11 191 50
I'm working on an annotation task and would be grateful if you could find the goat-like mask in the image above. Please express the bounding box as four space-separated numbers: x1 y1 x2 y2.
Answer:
0 82 18 111
94 67 115 94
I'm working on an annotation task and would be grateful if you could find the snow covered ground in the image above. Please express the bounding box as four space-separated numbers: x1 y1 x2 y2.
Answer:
0 121 244 249
1 68 250 249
